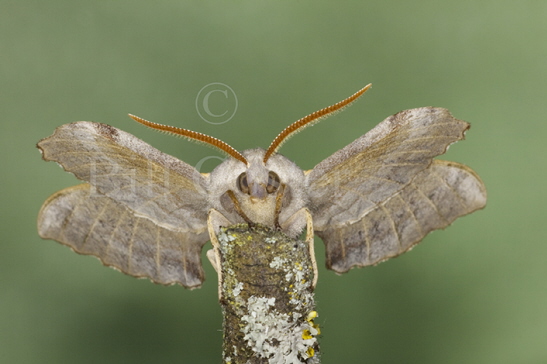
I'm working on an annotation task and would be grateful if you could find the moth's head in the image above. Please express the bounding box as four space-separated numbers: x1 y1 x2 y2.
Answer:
205 147 306 228
237 150 280 201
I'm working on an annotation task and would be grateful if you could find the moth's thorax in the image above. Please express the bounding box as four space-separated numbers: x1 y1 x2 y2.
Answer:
207 148 308 234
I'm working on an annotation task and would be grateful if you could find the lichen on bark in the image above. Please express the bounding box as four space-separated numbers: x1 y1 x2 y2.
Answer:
216 223 320 364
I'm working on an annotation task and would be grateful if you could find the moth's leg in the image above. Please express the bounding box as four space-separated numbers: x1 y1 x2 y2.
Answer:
273 183 286 229
206 249 219 274
207 209 233 301
279 206 308 237
208 208 233 236
281 208 318 289
224 190 254 227
303 208 318 289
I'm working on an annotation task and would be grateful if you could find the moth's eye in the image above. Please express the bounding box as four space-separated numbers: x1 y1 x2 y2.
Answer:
237 173 250 194
266 171 281 194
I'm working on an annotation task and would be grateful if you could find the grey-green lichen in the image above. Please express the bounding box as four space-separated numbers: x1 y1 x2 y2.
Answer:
216 224 320 364
240 296 319 364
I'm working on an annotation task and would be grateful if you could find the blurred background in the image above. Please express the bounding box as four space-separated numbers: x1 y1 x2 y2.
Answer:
2 1 546 363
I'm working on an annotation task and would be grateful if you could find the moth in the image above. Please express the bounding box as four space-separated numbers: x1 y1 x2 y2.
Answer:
37 84 486 289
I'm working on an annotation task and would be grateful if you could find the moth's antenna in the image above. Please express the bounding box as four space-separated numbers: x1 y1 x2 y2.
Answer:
128 114 248 166
263 84 372 163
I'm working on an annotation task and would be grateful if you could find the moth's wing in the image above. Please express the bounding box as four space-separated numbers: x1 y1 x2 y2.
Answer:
316 160 486 273
306 107 470 230
38 184 207 288
37 122 209 233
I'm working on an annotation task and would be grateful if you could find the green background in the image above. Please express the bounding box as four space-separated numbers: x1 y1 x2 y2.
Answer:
2 1 546 363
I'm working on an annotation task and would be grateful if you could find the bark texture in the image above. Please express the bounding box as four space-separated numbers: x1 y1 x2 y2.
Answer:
216 224 320 364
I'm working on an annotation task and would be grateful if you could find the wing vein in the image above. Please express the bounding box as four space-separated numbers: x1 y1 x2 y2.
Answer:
59 189 88 241
126 211 142 272
411 181 448 224
104 207 130 258
430 167 466 208
81 198 111 249
397 192 425 237
155 224 161 276
380 204 403 252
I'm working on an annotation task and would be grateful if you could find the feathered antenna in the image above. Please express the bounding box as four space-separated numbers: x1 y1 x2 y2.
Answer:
128 114 248 166
263 84 372 163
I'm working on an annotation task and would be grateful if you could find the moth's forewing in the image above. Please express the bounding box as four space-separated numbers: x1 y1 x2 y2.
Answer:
37 121 209 232
307 107 470 230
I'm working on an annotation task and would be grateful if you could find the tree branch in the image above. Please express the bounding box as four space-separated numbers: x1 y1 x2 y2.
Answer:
214 224 320 364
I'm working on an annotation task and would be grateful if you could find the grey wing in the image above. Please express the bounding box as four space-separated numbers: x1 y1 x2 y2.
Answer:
38 184 207 288
316 160 486 273
37 121 209 233
306 107 470 230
